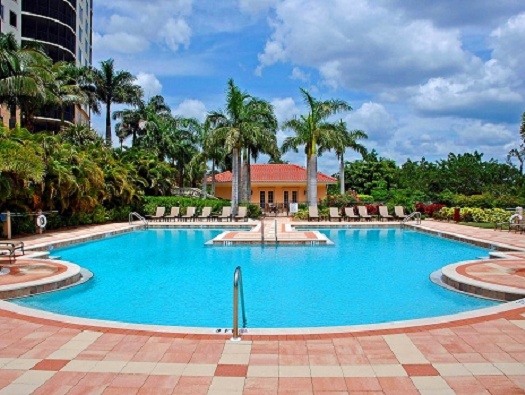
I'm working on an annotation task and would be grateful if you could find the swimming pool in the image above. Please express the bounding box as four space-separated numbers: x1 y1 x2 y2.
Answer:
14 228 498 328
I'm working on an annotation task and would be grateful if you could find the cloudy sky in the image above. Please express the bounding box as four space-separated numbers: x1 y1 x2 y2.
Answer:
92 0 525 173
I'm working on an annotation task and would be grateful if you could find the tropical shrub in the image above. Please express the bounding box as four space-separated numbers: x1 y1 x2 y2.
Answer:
415 203 445 217
435 207 511 223
320 193 360 209
357 194 374 204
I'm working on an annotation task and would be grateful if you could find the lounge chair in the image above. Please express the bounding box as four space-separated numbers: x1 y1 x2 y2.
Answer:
150 207 165 222
394 206 408 221
344 207 359 222
379 206 394 221
217 206 232 222
357 206 372 221
181 207 196 222
0 241 25 264
197 207 212 221
234 206 248 222
329 207 342 222
164 207 180 222
308 206 320 221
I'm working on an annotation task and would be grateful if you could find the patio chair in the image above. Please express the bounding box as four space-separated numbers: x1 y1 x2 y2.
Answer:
234 206 248 222
0 241 25 264
181 207 196 222
308 206 320 221
329 207 342 222
344 207 359 222
509 215 525 233
217 206 232 222
357 206 372 221
197 207 212 221
379 206 394 221
394 206 408 221
150 207 165 222
164 207 180 222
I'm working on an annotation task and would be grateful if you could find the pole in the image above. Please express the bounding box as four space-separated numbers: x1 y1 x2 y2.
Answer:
231 266 242 341
3 211 11 240
36 209 43 234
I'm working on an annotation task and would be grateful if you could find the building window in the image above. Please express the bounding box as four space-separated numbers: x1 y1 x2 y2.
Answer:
9 11 17 27
268 191 274 204
284 191 289 204
292 191 298 203
79 7 83 20
1 5 4 20
79 28 82 41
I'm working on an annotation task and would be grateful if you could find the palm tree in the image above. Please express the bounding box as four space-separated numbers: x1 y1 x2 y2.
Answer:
208 79 278 214
324 120 368 194
47 62 97 128
91 59 142 145
0 32 52 131
281 89 351 206
113 95 171 147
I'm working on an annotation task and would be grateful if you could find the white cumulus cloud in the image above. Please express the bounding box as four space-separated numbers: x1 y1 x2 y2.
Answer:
135 73 163 98
173 99 208 122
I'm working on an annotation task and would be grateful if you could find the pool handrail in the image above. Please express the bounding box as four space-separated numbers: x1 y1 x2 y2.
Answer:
402 211 421 225
129 212 148 227
231 266 247 341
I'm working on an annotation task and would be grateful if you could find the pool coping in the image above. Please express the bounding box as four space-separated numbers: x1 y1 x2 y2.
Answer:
2 220 525 338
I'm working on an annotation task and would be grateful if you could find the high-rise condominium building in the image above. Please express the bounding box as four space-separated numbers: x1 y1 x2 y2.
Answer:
0 0 93 130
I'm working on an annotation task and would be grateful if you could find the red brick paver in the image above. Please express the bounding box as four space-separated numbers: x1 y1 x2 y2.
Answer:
0 220 525 393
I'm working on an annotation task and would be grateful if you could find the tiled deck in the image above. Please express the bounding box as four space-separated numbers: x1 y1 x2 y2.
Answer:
0 219 525 394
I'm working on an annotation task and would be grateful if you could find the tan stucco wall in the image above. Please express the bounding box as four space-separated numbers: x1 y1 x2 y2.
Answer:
212 183 331 205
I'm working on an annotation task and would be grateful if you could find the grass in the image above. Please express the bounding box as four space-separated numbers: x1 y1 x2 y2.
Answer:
460 222 499 229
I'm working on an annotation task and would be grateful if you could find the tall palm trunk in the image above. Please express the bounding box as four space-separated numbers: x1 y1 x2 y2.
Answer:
231 146 240 215
339 154 345 195
307 153 318 207
178 161 184 187
240 147 250 203
105 102 112 145
201 160 208 198
237 149 242 206
211 160 216 195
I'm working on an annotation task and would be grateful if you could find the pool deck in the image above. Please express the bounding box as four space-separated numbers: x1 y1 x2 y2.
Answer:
0 219 525 393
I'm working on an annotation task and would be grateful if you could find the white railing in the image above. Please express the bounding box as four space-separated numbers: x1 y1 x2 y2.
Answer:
402 211 421 225
128 212 148 226
231 266 247 341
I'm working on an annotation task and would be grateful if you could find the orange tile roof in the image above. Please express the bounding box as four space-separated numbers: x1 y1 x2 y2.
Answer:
210 164 337 183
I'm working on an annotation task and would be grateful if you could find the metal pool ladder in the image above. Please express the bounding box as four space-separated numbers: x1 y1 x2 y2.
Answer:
402 211 421 226
231 266 247 341
129 212 148 227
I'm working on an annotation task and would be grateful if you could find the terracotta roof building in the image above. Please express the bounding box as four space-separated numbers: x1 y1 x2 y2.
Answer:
210 164 337 209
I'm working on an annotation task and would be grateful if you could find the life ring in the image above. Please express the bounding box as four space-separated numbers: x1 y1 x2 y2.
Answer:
509 213 522 223
36 214 47 228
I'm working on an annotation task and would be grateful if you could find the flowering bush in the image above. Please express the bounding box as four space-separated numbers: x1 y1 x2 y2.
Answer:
435 207 510 223
320 193 360 208
415 203 445 217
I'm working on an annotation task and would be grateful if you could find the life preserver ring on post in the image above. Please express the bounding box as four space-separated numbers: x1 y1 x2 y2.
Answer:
36 214 47 228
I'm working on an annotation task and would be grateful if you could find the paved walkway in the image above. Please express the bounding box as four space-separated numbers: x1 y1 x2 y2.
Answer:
0 220 525 394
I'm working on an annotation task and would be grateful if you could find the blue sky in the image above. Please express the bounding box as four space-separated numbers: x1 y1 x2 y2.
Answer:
91 0 525 174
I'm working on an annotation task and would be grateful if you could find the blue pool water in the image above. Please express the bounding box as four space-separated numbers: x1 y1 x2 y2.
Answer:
14 228 498 328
